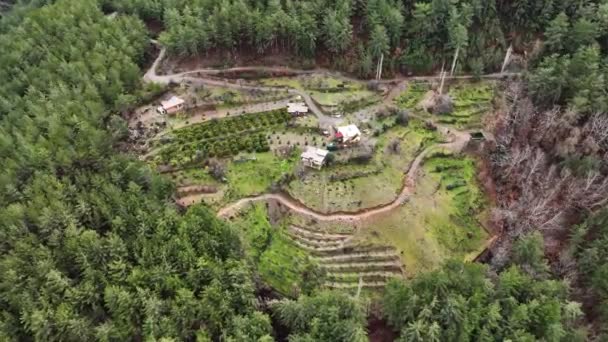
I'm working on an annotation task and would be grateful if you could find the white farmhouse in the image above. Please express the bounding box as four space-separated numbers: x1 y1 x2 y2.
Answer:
301 146 329 169
336 124 361 144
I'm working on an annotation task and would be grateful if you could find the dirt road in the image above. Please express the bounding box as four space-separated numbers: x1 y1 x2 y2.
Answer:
144 45 517 128
216 127 469 221
143 45 485 221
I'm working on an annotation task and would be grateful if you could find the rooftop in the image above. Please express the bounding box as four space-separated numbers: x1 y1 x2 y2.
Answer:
301 146 329 163
337 124 361 139
161 96 185 109
287 102 309 113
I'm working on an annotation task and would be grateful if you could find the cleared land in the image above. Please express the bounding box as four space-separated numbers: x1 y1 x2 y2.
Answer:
287 120 440 213
351 152 490 274
133 62 496 293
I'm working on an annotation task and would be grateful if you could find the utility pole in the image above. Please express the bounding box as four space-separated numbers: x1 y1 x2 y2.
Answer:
501 44 513 74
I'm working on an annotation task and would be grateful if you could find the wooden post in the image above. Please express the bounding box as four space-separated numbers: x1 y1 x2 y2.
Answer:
356 276 363 298
501 44 513 74
376 53 384 80
439 62 446 95
450 46 460 76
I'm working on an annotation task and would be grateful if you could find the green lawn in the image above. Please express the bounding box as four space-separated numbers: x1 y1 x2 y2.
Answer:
226 152 298 199
354 153 489 274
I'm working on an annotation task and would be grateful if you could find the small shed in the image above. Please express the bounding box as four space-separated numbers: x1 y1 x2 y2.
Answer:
336 124 361 144
301 146 329 169
287 102 309 115
158 96 185 115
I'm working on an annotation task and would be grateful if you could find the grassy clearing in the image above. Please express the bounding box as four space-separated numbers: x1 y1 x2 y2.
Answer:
353 153 489 274
287 120 439 213
226 152 298 200
170 167 219 186
311 89 377 107
232 204 323 296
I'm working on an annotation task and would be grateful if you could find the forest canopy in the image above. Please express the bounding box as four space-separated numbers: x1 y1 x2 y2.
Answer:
2 0 608 340
0 1 266 340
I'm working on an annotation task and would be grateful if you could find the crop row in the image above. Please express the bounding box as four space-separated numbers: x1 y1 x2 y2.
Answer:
172 109 290 145
156 132 270 167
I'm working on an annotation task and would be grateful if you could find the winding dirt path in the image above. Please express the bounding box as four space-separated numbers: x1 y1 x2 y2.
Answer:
143 45 483 222
145 46 341 126
217 126 469 221
144 44 518 127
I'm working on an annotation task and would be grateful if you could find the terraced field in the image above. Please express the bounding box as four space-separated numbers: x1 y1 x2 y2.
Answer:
285 224 405 290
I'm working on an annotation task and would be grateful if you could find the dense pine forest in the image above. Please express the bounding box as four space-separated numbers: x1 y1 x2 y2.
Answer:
1 0 608 341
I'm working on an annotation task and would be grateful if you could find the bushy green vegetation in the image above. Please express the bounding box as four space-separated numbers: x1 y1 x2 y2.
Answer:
570 209 608 338
273 291 367 341
395 83 430 109
383 259 585 341
232 205 324 296
0 2 269 340
103 0 547 76
153 109 290 166
5 0 608 339
423 153 488 254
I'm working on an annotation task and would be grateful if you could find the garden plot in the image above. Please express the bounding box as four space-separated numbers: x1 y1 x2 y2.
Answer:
394 81 494 129
352 153 490 275
225 152 298 200
394 82 430 110
440 83 494 128
286 223 405 291
287 121 439 213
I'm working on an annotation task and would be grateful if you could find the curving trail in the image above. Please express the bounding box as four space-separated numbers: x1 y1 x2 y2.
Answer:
145 46 340 126
144 44 518 127
143 45 480 221
217 126 469 221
